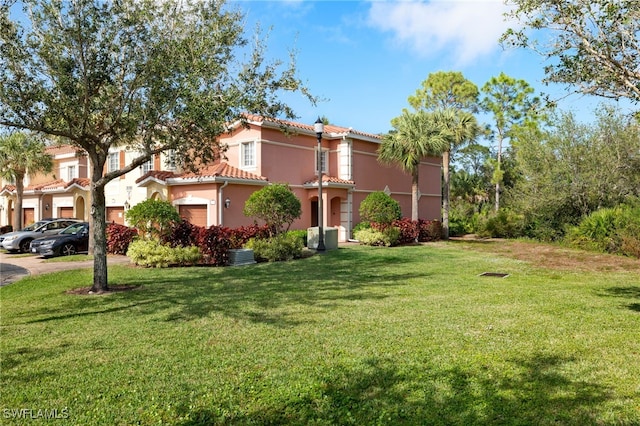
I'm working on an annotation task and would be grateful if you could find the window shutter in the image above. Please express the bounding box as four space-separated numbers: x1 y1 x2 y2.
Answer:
119 151 126 179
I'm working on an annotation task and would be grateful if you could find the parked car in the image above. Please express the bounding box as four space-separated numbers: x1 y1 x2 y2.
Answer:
0 220 50 244
30 222 89 257
1 219 80 253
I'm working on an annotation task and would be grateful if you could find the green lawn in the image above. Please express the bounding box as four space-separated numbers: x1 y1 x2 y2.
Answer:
1 243 639 425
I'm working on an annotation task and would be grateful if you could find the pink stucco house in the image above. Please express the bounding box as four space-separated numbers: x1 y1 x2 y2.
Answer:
0 116 442 242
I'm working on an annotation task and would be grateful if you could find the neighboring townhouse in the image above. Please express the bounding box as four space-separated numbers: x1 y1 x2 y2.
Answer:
0 116 443 241
0 145 90 227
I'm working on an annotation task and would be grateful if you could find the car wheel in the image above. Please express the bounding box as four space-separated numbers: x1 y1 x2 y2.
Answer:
19 239 32 253
61 243 77 256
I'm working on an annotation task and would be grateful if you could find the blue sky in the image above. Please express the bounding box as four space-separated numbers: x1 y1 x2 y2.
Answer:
236 0 628 135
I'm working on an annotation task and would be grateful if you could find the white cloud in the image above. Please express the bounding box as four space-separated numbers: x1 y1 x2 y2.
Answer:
367 0 514 65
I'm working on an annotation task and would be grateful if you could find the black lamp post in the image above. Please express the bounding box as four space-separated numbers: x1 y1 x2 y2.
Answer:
314 117 326 251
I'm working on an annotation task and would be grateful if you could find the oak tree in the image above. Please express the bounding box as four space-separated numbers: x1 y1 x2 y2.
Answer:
0 0 314 291
502 0 640 104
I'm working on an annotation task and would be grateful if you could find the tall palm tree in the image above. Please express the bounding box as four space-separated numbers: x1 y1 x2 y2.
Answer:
0 132 53 230
378 110 448 222
435 109 481 239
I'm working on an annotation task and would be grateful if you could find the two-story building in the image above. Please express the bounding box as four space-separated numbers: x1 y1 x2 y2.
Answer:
0 116 442 241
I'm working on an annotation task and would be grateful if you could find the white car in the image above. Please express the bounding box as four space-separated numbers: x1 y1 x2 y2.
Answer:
1 219 80 253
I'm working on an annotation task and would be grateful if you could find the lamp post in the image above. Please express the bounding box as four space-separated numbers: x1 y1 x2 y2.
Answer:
314 117 326 251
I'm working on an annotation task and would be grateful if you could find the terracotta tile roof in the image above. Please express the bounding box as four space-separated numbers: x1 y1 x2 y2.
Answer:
136 170 179 184
45 144 84 156
65 178 90 188
0 185 16 194
25 179 66 191
180 163 267 181
136 163 267 184
1 179 89 193
304 174 355 186
242 114 382 140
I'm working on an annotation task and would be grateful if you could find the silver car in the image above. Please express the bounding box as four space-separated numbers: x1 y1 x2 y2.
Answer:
1 219 80 253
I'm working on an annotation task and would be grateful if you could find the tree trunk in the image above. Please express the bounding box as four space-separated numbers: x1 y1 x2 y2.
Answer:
411 170 419 222
442 150 450 240
90 173 109 293
495 136 503 212
14 173 24 230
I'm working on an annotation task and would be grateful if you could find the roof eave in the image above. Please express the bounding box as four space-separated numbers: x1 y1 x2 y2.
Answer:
166 176 268 186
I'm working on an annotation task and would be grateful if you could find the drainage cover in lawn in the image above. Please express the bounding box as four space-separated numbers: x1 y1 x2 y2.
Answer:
479 272 509 278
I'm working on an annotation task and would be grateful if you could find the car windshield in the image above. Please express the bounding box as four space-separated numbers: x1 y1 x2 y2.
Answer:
60 223 87 235
23 221 48 231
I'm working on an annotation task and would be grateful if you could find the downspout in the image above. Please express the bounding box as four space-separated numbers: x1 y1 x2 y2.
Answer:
218 180 229 226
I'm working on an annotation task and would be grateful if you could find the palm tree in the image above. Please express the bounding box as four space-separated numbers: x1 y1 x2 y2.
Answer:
0 132 53 230
435 109 481 239
378 110 448 222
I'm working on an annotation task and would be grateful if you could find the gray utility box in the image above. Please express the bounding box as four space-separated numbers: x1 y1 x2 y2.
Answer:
307 227 338 251
228 249 256 266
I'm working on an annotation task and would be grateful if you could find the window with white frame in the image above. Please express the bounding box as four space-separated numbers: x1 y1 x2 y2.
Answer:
240 141 255 168
315 147 328 173
67 165 76 181
166 150 177 170
107 152 119 173
141 159 153 174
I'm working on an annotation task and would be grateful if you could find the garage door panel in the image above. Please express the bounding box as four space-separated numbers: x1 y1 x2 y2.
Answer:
59 207 74 218
106 207 125 225
179 205 207 227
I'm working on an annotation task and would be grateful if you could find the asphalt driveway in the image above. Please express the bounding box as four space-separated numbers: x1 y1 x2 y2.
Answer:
0 251 130 286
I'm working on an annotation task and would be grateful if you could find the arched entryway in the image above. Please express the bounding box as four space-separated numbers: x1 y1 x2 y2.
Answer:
75 196 86 221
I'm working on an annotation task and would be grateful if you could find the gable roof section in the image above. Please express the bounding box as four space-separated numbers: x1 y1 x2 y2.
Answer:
180 163 266 181
237 114 382 143
137 162 267 187
136 170 180 186
0 185 16 195
45 144 85 159
0 178 90 195
304 174 355 189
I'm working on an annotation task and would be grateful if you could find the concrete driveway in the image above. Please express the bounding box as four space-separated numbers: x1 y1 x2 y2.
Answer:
0 251 130 286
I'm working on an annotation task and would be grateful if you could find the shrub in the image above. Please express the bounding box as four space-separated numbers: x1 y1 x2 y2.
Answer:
106 223 138 255
352 221 371 234
243 183 301 236
477 208 525 238
0 225 12 234
228 224 272 249
566 203 640 258
417 219 442 242
125 199 181 240
246 232 304 262
448 201 478 236
392 218 419 244
194 225 233 266
354 227 400 247
359 192 401 225
163 220 200 248
127 239 201 268
285 229 307 247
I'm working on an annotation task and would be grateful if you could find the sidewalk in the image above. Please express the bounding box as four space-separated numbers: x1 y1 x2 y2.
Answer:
0 252 130 286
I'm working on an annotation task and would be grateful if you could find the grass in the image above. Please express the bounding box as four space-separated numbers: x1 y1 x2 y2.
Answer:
42 254 93 263
1 242 639 425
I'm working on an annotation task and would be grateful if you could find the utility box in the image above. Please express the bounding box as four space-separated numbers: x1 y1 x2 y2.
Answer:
307 227 338 251
228 249 256 266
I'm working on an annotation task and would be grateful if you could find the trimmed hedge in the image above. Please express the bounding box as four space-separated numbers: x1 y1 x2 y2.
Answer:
127 239 201 268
